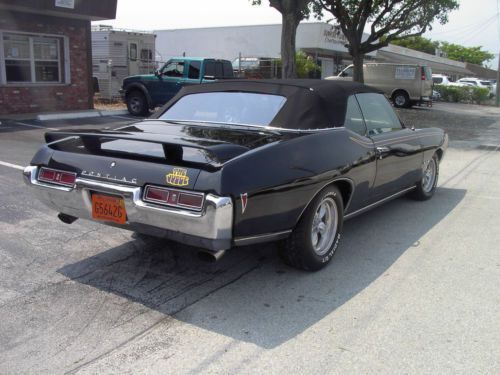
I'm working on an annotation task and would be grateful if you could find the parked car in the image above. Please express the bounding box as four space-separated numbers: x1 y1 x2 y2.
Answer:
432 74 454 85
326 63 433 108
121 57 234 116
24 80 448 271
456 77 495 97
487 79 496 96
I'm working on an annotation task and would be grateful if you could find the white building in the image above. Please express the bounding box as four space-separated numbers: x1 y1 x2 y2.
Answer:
155 22 492 80
155 23 376 78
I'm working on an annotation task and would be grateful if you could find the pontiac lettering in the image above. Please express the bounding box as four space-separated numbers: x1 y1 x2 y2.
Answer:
81 170 137 184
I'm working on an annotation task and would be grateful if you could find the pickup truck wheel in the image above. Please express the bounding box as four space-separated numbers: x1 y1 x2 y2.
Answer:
393 91 410 108
410 153 439 201
126 91 149 116
280 186 343 271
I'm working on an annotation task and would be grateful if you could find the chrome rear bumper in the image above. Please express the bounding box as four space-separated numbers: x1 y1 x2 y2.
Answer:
23 166 233 251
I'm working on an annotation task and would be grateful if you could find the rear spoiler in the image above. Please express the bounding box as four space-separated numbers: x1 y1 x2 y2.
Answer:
44 129 249 164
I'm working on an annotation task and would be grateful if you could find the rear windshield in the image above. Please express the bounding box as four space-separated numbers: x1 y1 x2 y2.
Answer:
433 77 443 84
159 92 287 127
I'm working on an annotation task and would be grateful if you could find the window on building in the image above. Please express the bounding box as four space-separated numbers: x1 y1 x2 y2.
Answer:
140 48 152 61
2 32 65 84
129 43 137 61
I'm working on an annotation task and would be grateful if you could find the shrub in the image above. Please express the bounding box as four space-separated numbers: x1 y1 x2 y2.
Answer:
434 84 490 104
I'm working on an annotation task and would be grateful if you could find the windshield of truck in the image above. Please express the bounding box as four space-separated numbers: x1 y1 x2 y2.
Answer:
159 92 287 126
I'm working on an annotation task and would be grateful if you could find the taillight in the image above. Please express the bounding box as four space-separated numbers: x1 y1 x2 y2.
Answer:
144 185 204 211
178 192 204 209
38 167 76 187
421 67 426 80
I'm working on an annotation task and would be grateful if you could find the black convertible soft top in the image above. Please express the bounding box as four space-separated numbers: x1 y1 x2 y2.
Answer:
153 79 382 130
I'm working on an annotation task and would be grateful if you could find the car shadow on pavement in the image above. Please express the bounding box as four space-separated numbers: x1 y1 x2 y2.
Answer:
58 187 465 349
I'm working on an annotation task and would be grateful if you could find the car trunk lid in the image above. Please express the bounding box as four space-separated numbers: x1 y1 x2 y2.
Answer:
42 121 290 190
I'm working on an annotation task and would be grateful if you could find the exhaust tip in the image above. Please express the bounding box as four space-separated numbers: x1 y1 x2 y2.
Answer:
58 213 78 224
197 249 226 262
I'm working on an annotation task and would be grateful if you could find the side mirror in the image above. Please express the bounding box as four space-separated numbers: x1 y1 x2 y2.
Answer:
402 120 415 131
339 72 347 77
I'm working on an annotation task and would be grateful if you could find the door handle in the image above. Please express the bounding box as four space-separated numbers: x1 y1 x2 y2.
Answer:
375 146 390 159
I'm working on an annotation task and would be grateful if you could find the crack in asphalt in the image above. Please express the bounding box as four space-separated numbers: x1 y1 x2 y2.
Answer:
441 147 498 188
63 258 264 374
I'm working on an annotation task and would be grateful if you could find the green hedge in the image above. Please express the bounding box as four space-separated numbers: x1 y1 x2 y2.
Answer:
434 84 490 104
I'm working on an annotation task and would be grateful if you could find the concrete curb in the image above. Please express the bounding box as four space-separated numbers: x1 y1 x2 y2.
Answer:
98 109 129 117
36 109 129 121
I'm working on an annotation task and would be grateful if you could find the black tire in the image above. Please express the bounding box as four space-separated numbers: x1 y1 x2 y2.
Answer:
280 186 344 271
393 91 410 108
126 90 149 116
410 153 439 201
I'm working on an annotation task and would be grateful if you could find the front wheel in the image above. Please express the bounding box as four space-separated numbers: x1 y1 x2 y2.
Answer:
280 186 344 271
126 91 149 116
410 153 439 201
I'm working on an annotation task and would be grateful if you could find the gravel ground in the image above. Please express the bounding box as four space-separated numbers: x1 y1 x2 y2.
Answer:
395 102 500 145
93 98 126 111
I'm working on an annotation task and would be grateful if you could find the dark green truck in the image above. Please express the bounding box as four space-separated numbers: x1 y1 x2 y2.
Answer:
121 57 234 116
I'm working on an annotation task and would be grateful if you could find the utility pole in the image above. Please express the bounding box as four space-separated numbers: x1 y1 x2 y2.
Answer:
496 49 500 106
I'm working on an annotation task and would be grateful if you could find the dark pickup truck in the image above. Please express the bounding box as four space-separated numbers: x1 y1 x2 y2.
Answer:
121 58 234 116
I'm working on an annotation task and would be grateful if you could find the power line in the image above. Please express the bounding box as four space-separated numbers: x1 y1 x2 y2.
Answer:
458 16 497 45
429 14 497 38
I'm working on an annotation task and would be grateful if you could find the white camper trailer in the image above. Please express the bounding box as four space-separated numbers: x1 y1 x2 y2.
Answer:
92 25 156 100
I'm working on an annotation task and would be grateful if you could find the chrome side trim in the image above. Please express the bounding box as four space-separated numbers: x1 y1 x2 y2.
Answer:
344 186 416 220
234 230 292 246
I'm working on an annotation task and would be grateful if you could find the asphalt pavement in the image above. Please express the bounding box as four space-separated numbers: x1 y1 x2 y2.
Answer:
0 104 499 374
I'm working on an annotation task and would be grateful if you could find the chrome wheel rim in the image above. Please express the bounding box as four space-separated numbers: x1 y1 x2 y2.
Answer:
311 197 338 256
129 97 142 113
395 95 406 106
422 158 437 193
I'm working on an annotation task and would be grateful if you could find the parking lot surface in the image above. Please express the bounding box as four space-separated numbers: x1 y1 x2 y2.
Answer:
0 104 499 374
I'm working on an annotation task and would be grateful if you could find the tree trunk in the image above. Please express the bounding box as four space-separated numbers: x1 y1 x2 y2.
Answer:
351 51 365 83
281 12 300 78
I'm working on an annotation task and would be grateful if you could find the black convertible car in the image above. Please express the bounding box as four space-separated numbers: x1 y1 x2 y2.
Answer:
24 80 447 271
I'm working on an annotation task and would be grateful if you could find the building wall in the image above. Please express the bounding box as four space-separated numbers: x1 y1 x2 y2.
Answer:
155 24 282 62
0 11 92 114
154 23 375 78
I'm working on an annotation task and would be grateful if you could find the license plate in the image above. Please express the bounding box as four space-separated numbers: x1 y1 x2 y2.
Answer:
91 194 126 224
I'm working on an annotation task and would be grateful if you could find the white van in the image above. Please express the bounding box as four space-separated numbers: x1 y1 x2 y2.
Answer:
327 63 433 108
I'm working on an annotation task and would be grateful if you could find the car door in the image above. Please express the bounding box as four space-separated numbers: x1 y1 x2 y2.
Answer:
356 93 423 201
179 60 202 88
341 95 377 212
150 60 185 105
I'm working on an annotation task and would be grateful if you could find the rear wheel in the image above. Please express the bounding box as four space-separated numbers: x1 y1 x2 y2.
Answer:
410 153 439 201
393 91 410 108
126 91 149 116
280 186 343 271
